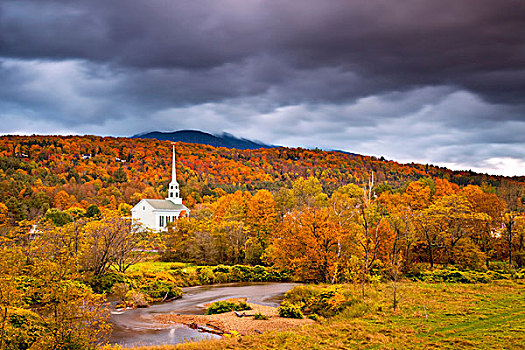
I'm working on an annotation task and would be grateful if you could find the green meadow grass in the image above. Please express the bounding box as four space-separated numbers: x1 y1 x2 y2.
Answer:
126 261 194 274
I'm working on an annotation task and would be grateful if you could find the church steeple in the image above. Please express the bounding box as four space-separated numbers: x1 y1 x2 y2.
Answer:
167 144 182 204
171 144 177 181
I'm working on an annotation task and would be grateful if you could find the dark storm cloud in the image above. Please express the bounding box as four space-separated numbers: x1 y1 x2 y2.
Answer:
2 0 525 103
1 0 525 175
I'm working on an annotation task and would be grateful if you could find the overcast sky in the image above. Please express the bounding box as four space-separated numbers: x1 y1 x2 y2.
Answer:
1 1 525 176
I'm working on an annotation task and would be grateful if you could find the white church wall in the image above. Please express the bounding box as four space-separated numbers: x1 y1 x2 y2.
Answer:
131 200 156 230
154 209 183 231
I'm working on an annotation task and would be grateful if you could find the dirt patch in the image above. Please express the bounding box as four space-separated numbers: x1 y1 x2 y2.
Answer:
155 303 315 336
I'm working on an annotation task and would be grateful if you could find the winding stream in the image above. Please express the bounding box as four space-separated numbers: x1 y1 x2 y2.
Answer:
109 282 299 348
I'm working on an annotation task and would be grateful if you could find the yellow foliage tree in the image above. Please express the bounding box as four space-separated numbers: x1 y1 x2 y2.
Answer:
54 190 73 210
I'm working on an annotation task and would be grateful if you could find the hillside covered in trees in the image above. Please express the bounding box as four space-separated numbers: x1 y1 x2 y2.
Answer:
1 135 524 224
1 135 525 349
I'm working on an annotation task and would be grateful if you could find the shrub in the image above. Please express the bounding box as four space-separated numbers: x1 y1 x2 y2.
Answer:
315 288 352 316
253 312 269 320
283 285 357 317
231 265 247 281
283 285 317 305
3 308 44 350
132 263 289 286
212 265 231 274
235 301 252 311
206 301 236 314
278 302 304 319
514 267 525 279
267 268 291 282
124 290 148 308
125 269 184 302
253 265 270 281
111 282 130 302
488 261 513 273
406 262 430 277
137 278 182 301
126 263 290 291
409 268 510 283
197 267 217 285
307 313 321 322
91 271 126 293
214 271 231 283
205 300 252 315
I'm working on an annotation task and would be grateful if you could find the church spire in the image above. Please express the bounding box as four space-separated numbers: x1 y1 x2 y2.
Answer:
171 144 177 182
167 144 182 204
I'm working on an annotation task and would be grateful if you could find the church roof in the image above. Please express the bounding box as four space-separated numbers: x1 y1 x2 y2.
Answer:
143 199 189 211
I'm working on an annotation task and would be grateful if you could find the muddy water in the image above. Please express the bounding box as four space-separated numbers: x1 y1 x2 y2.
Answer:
109 282 299 348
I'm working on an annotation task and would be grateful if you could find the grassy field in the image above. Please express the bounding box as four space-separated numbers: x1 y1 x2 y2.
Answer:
126 261 193 274
113 279 524 350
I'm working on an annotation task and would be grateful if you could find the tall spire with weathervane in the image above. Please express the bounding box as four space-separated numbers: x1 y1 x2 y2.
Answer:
167 144 182 204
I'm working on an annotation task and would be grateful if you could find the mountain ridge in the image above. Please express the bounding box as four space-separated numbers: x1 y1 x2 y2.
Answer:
132 130 275 150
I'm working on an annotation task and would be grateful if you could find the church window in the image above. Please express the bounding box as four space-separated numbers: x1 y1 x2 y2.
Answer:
170 193 173 197
143 206 145 210
160 216 164 227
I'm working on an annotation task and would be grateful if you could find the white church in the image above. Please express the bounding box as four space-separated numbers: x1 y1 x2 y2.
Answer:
131 145 189 231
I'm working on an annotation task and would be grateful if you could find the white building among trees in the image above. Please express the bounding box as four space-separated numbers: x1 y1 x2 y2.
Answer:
131 145 189 231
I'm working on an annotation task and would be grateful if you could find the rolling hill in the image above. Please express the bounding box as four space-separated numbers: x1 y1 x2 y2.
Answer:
0 134 523 223
133 130 274 150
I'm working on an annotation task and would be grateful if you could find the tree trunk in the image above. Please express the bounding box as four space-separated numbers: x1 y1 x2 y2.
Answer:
509 238 513 267
393 279 398 311
429 244 434 268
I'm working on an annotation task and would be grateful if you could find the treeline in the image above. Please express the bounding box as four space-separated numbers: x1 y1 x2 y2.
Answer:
1 135 524 224
0 208 148 349
163 176 525 283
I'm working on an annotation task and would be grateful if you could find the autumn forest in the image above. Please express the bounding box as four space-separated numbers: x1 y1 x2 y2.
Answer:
1 135 524 349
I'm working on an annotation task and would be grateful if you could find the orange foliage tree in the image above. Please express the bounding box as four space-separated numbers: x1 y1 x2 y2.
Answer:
271 207 342 282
